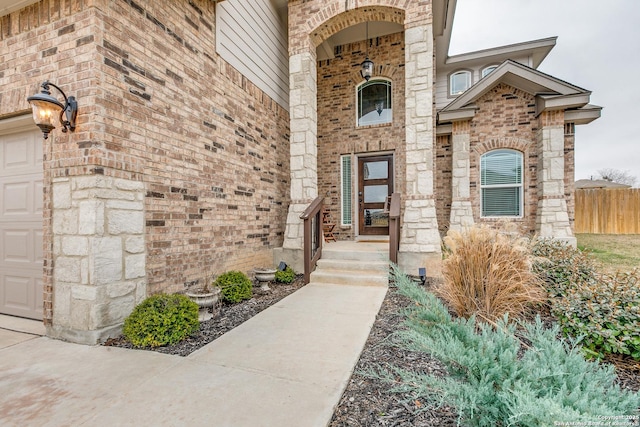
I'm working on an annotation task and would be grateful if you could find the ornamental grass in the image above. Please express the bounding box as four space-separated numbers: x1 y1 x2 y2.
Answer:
438 225 544 322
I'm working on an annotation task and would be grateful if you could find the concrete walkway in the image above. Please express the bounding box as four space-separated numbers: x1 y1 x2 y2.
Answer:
0 282 387 427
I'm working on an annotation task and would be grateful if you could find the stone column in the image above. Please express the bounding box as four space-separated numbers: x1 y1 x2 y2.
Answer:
48 175 146 344
535 111 576 246
398 23 442 277
449 120 474 231
278 50 318 272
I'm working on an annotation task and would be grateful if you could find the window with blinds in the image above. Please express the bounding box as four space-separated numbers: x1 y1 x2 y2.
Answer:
341 155 352 225
480 149 523 217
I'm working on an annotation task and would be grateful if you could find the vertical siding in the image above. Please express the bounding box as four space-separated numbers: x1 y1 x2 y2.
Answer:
216 0 289 109
575 188 640 234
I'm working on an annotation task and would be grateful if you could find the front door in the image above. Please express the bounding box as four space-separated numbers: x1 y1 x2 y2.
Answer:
358 155 393 236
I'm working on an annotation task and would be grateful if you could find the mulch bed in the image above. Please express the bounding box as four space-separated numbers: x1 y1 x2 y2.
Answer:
105 277 639 426
330 284 640 427
329 284 459 427
103 277 305 357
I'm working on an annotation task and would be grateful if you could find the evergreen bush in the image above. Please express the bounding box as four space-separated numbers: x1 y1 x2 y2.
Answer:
214 271 253 304
365 266 639 426
275 266 296 284
122 293 199 348
439 225 544 322
533 239 640 360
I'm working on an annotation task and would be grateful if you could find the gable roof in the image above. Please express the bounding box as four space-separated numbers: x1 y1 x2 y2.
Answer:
441 37 557 71
438 60 601 124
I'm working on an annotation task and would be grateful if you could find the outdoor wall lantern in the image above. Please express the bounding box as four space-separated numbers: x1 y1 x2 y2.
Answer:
27 80 77 140
360 21 374 81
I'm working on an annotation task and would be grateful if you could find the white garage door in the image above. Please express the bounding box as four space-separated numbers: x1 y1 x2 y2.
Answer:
0 127 43 320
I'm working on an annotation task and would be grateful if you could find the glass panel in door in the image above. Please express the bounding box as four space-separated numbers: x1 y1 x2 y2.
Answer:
358 155 393 236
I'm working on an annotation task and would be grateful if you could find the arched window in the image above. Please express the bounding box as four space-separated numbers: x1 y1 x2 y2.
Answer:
449 70 471 96
357 79 392 127
482 65 498 78
480 149 523 217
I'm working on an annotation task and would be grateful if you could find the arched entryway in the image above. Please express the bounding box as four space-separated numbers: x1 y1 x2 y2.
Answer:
280 1 442 277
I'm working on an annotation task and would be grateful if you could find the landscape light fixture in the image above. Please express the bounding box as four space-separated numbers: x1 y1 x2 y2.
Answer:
27 80 77 140
418 267 427 285
360 21 374 81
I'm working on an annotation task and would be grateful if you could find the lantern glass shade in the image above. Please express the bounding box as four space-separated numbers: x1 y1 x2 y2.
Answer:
361 58 374 81
28 97 63 130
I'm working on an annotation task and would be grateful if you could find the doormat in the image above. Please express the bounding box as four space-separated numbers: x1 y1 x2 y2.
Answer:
357 240 389 243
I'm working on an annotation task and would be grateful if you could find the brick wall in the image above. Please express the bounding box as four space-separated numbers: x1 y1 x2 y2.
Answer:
316 32 406 239
1 0 104 324
287 0 431 55
94 1 291 294
0 0 290 326
468 83 540 234
564 126 576 228
435 134 452 236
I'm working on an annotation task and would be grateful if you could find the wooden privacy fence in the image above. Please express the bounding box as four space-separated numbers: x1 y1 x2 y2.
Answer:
575 188 640 234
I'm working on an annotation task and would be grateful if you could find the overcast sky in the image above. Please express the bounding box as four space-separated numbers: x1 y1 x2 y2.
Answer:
448 0 640 184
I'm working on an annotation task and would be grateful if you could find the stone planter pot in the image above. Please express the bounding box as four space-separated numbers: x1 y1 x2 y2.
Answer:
185 287 221 321
254 268 277 291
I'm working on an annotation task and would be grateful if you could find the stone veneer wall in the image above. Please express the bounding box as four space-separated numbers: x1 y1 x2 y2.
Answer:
285 0 440 276
316 32 406 240
0 0 290 341
1 0 112 330
535 109 574 243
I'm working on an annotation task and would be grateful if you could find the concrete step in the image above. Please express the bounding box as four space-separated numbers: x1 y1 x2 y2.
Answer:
316 258 389 272
310 268 388 287
321 246 389 262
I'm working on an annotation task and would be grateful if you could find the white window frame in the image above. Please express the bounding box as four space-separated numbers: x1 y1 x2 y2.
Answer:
481 65 498 78
355 78 393 127
449 70 472 96
340 155 353 226
480 149 524 218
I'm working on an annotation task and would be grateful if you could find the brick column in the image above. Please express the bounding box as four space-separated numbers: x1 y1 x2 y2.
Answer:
535 111 576 246
449 120 474 231
48 175 146 344
279 50 318 272
398 23 442 277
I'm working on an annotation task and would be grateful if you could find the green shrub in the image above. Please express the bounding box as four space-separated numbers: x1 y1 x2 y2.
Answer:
531 238 598 296
365 266 640 426
214 271 252 304
275 266 296 284
122 294 199 348
557 271 640 360
533 239 640 360
439 226 544 322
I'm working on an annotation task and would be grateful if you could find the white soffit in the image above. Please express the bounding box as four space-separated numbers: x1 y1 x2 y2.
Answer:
564 105 602 125
443 37 557 71
316 21 403 61
0 0 37 16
